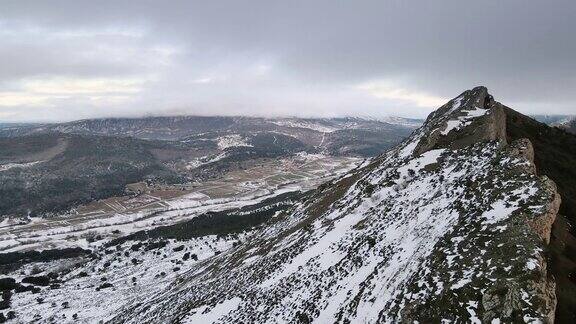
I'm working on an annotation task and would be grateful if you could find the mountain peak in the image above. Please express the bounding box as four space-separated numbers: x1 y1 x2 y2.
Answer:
398 86 506 158
433 86 491 118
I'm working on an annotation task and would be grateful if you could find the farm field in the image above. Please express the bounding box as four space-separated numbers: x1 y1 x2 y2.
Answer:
0 154 361 253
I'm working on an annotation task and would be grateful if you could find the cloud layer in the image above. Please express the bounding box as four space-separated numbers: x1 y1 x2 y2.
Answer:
1 0 575 122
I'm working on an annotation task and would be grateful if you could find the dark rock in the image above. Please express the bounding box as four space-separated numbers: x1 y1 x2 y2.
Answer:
1 291 12 310
14 284 34 293
22 276 50 286
130 243 143 251
96 283 113 290
145 241 168 251
0 279 16 291
0 248 91 266
1 291 11 301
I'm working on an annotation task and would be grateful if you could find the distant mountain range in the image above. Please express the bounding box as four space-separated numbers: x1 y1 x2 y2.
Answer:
0 115 422 140
531 114 576 134
0 116 417 219
556 117 576 134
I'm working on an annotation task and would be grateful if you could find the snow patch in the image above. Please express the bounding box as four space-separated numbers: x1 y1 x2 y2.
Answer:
440 106 488 135
481 200 518 225
183 297 243 324
270 120 338 133
217 135 253 150
0 160 43 171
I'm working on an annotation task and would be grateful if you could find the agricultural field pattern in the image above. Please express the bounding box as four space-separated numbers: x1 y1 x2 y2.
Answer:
0 153 360 253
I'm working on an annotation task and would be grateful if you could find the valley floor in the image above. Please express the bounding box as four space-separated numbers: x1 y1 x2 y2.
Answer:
0 154 361 253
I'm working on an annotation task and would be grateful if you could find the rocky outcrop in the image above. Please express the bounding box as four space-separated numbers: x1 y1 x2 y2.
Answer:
479 139 559 323
528 177 561 244
507 137 560 244
393 87 560 323
508 138 536 172
503 104 576 322
482 256 557 323
413 86 508 156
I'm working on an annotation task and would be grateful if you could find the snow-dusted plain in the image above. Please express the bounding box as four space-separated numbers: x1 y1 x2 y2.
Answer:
0 154 360 254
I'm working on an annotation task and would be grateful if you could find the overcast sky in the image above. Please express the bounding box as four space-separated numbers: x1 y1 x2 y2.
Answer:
0 0 575 122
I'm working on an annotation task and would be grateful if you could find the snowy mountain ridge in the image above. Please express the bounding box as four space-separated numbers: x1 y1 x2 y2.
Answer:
107 87 559 323
1 87 560 323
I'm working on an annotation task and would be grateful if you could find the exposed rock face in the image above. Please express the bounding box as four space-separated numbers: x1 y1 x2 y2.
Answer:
507 137 560 245
528 177 561 244
509 138 536 173
482 261 556 323
503 104 576 322
380 87 559 323
412 86 508 156
480 169 558 323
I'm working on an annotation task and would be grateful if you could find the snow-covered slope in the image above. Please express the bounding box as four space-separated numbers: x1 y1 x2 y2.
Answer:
109 87 556 323
1 87 559 323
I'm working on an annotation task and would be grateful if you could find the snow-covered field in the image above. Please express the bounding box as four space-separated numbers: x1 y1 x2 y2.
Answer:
269 120 339 133
216 135 253 150
0 154 361 254
0 161 43 172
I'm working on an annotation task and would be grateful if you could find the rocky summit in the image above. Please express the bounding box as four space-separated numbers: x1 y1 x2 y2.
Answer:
1 87 563 323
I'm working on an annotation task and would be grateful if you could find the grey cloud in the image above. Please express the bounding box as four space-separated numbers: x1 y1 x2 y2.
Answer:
0 0 574 122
